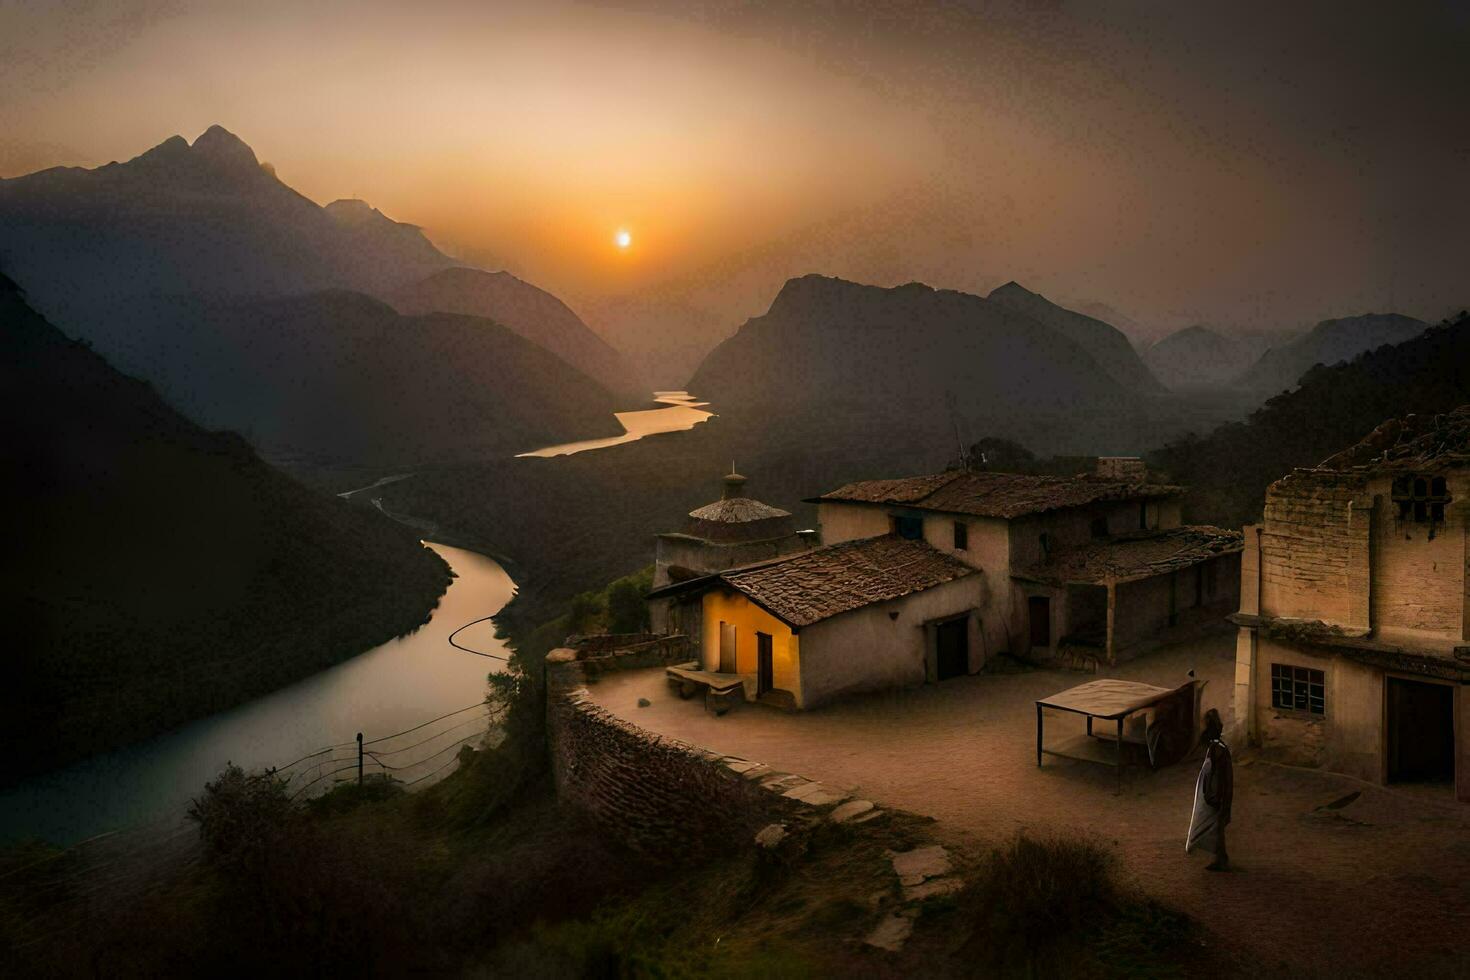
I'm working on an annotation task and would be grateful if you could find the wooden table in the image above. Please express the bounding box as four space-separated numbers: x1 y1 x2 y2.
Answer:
1036 678 1198 790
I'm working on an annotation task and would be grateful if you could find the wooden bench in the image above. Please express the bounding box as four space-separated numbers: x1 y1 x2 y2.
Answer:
665 662 747 716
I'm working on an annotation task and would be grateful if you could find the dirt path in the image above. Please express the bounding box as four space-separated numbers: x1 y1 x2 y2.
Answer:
588 634 1470 977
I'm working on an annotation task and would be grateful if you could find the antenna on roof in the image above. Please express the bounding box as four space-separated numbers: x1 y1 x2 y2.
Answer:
946 391 971 471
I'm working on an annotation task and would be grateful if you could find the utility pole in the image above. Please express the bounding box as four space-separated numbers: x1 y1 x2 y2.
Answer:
356 732 364 785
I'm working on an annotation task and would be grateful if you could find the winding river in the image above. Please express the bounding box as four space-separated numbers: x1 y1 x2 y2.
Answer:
0 543 514 846
518 390 713 457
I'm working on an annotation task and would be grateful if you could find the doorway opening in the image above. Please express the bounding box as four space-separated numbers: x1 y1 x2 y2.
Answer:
935 617 969 680
1028 596 1051 649
756 632 774 695
1387 677 1455 784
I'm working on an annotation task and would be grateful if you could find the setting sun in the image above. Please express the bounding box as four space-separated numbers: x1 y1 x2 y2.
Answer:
614 228 632 250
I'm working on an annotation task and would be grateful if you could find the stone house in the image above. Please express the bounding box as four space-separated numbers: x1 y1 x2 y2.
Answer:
648 458 1240 709
810 459 1243 667
650 534 981 708
1231 408 1470 802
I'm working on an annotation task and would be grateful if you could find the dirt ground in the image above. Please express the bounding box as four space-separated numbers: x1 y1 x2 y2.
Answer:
587 631 1470 977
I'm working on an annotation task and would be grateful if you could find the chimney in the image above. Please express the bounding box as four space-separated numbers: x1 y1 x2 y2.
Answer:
1096 456 1147 481
722 465 747 500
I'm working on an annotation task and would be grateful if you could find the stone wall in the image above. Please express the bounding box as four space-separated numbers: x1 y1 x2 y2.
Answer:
1260 471 1372 628
545 635 897 858
545 641 795 860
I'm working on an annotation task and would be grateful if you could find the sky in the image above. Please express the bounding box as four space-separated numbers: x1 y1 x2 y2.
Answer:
2 0 1466 341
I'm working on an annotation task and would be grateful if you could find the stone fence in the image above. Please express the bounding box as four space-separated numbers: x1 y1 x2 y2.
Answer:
545 633 884 861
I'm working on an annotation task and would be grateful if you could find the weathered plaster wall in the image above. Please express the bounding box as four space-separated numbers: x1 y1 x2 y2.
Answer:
700 588 801 699
545 651 793 859
1368 474 1467 641
1260 473 1372 628
1251 637 1384 782
816 501 891 544
799 575 985 707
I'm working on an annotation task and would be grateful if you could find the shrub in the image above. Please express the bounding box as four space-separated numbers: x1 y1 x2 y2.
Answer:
967 832 1119 967
186 764 294 870
607 577 650 634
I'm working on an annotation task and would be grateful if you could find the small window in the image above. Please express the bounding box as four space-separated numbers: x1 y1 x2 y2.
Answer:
1271 664 1325 715
952 521 968 550
1090 516 1109 538
1393 474 1451 524
893 515 924 541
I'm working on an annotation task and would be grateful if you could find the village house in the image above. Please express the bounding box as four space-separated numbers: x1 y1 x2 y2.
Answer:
649 457 1242 709
1232 408 1470 802
648 469 817 640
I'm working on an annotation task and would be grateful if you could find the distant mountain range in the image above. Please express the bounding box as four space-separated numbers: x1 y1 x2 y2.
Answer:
985 281 1166 394
387 267 643 398
0 273 451 779
1234 313 1429 394
0 125 632 464
0 125 454 315
104 289 623 466
1144 325 1255 390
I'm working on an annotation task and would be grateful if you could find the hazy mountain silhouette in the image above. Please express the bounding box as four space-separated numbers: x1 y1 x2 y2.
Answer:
0 272 450 779
1144 325 1255 390
386 267 644 398
105 289 622 466
986 281 1167 394
1235 313 1429 394
685 275 1144 448
0 125 456 326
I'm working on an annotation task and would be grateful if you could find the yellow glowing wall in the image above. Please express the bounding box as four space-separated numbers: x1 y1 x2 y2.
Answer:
700 588 801 704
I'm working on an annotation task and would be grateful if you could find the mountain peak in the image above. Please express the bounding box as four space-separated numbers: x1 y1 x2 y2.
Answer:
990 280 1033 298
190 125 258 172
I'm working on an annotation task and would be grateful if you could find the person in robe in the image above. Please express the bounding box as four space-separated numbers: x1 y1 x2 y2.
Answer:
1186 707 1233 871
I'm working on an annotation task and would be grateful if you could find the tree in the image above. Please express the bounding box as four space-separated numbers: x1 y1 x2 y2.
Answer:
968 437 1036 471
607 578 650 634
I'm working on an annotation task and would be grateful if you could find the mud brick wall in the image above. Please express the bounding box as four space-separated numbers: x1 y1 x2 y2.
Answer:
1369 475 1468 640
545 652 793 860
1261 472 1371 628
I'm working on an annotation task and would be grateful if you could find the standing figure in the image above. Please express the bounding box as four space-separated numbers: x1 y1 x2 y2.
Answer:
1186 707 1233 871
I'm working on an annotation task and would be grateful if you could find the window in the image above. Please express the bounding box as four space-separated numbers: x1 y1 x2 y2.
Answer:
1271 664 1325 715
893 515 924 541
952 520 968 550
1090 516 1109 538
1392 474 1450 524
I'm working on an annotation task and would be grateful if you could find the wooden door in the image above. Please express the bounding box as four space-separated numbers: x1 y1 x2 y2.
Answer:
756 632 774 695
936 617 968 680
719 622 737 673
1028 596 1051 649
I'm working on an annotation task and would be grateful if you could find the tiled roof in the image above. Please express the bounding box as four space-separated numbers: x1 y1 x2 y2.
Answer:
1015 526 1243 586
810 470 1182 520
688 497 792 523
720 535 976 628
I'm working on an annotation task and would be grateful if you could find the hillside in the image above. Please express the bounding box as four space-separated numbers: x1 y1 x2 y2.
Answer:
0 273 453 781
986 281 1167 394
1235 313 1428 394
386 267 644 398
685 275 1151 455
1151 312 1470 527
1144 325 1254 390
103 289 623 466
